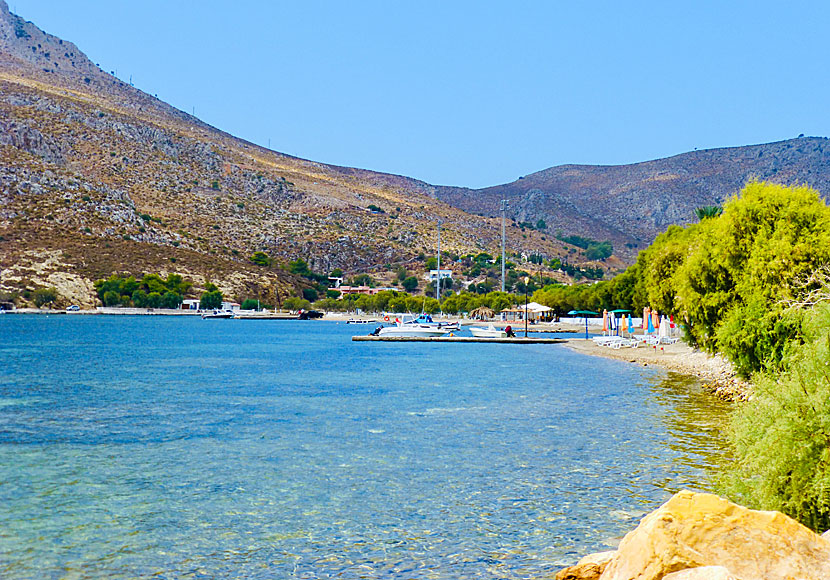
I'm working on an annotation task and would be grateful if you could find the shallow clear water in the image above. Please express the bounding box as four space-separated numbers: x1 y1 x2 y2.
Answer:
0 316 731 579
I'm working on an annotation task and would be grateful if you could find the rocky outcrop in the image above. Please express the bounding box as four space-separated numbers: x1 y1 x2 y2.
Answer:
555 490 830 580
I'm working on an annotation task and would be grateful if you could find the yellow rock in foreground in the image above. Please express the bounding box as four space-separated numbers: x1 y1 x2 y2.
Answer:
599 490 830 580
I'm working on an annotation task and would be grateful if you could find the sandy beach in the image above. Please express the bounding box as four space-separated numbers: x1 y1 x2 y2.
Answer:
563 336 751 401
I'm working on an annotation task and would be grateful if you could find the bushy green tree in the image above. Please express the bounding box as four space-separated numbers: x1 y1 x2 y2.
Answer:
161 291 182 309
721 303 830 531
402 276 418 292
102 290 120 307
240 299 259 310
284 296 311 310
132 289 148 307
200 287 223 309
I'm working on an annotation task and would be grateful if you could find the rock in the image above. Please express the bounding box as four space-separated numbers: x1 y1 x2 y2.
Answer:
823 529 830 541
662 566 741 579
555 562 604 580
578 551 617 567
554 551 616 580
599 490 830 580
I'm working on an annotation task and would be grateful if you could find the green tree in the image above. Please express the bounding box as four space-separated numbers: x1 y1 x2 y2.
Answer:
241 299 259 310
200 289 223 309
284 296 311 310
302 288 318 302
132 289 148 307
721 303 830 531
288 259 311 277
146 292 162 308
402 276 418 292
161 291 182 309
102 290 121 307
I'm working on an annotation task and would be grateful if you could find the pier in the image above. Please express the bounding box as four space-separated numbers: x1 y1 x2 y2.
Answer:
352 336 567 344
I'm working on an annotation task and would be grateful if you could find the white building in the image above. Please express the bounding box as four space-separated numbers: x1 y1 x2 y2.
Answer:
425 269 453 282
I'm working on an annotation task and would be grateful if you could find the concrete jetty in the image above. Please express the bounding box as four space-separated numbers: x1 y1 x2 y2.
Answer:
352 336 567 344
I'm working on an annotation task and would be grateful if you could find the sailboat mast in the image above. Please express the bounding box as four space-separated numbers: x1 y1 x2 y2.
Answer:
500 199 508 292
436 220 441 302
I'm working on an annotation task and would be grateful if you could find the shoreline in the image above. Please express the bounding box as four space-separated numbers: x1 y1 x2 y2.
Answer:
563 337 751 401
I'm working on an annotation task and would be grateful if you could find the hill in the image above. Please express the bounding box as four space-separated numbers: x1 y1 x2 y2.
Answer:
2 1 829 308
434 137 830 258
0 1 567 307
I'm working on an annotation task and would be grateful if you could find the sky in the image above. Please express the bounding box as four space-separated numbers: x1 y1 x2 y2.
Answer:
11 1 830 188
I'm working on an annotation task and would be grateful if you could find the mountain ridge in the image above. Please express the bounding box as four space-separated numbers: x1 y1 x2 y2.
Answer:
1 0 829 308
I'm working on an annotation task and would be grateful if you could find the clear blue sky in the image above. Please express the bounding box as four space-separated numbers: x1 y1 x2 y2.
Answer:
12 1 829 188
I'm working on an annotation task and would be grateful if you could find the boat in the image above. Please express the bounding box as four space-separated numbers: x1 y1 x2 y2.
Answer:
201 310 234 319
375 323 451 338
469 324 507 338
372 313 458 337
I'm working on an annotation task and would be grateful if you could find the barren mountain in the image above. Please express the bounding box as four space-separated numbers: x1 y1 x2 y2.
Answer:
435 137 830 257
0 1 564 307
1 1 829 308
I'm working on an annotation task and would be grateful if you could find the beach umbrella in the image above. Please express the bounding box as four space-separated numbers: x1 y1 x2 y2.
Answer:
647 310 655 334
602 309 608 334
568 309 599 339
652 310 659 333
643 307 649 331
627 313 634 337
609 309 630 337
470 306 495 320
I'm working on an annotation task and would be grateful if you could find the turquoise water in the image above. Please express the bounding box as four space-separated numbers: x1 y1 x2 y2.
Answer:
0 316 730 579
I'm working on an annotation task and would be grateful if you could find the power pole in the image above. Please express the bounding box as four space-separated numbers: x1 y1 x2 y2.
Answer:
500 199 508 292
436 219 442 302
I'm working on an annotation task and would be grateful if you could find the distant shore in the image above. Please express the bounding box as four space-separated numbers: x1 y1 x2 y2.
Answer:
564 337 750 401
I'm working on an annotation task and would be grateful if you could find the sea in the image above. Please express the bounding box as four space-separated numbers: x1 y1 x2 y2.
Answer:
0 315 731 579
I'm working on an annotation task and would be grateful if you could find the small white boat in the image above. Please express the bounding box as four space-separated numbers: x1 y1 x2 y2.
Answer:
377 324 450 337
469 324 507 338
201 310 234 319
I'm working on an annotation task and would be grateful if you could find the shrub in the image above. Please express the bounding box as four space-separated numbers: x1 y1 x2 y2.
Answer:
302 288 318 302
33 287 58 307
283 297 311 311
240 299 259 310
720 303 830 531
402 276 418 292
250 252 271 267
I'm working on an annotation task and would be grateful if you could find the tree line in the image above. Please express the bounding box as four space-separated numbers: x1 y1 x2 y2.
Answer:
551 180 830 533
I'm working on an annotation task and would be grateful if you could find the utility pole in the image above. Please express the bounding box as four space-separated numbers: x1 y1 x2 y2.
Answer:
436 219 442 302
500 199 509 292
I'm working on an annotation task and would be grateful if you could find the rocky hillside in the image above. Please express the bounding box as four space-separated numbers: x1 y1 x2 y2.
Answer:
0 1 568 307
435 137 830 259
2 0 829 308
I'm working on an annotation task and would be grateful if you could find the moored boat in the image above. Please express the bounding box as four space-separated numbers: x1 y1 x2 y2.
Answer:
469 324 507 338
201 310 234 319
